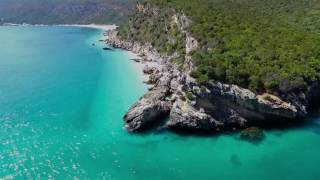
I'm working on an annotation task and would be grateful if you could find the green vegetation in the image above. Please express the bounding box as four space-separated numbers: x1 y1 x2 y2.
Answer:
0 0 133 24
118 1 187 62
119 0 320 94
185 92 195 101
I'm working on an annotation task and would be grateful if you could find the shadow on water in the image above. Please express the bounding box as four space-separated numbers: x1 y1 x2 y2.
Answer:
71 104 93 130
123 111 320 146
261 112 320 133
302 112 320 135
230 154 242 166
125 116 171 136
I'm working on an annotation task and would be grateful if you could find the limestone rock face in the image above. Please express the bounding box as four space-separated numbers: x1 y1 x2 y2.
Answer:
124 68 175 132
124 84 172 132
185 34 198 54
166 99 222 131
200 82 305 122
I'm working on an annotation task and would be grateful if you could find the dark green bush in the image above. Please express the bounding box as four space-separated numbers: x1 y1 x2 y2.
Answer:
185 92 194 101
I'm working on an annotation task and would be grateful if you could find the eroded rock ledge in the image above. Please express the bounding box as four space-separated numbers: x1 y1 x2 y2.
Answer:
105 29 318 133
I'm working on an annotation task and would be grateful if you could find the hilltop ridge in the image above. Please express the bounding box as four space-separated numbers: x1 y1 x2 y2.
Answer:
0 0 134 24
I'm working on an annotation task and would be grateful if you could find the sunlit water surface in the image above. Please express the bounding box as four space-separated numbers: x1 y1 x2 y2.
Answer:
0 26 320 180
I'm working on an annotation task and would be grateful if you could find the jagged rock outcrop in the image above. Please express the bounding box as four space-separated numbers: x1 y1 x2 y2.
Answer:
143 65 156 74
196 82 304 121
123 88 171 132
123 70 174 132
166 99 223 131
124 89 171 132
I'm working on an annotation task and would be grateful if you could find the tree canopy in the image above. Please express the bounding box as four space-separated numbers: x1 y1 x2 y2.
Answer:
119 0 320 94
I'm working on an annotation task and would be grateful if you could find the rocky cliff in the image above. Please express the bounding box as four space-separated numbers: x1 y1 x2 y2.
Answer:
105 2 319 133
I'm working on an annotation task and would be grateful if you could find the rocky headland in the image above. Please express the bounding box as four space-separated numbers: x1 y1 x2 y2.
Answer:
104 3 320 134
105 29 319 133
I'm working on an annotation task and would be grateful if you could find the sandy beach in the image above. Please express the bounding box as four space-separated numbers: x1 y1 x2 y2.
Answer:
1 23 118 32
58 24 117 31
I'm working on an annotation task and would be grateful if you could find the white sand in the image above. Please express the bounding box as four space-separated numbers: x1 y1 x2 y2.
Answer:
58 24 117 31
2 23 118 31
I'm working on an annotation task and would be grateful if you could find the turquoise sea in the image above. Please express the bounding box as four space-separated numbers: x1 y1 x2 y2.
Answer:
1 26 320 180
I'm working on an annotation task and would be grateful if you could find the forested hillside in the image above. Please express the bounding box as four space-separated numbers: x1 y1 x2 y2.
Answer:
0 0 134 24
119 0 320 94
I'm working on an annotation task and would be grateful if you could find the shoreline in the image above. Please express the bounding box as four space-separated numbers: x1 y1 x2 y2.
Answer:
58 24 118 31
1 23 47 27
1 23 118 31
1 23 145 85
100 31 158 88
118 42 159 89
125 51 151 87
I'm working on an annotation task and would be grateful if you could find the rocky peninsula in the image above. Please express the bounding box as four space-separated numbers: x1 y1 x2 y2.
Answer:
105 29 319 133
104 2 320 133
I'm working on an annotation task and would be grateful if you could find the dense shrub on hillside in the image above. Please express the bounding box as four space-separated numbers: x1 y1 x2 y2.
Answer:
0 0 133 24
118 3 186 61
119 0 320 93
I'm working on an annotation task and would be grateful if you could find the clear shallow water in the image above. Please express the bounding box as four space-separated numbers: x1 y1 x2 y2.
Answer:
0 26 320 180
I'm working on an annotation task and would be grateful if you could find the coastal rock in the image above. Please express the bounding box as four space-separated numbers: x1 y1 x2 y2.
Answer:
123 70 174 132
166 99 222 131
143 65 156 74
148 72 162 84
124 86 172 132
195 82 305 124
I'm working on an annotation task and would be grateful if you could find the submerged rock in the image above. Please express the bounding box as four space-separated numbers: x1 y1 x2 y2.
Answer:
130 58 141 62
103 47 113 51
240 127 265 143
230 155 242 166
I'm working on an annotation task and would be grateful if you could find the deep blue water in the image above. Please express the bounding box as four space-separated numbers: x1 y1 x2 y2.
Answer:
0 26 320 180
